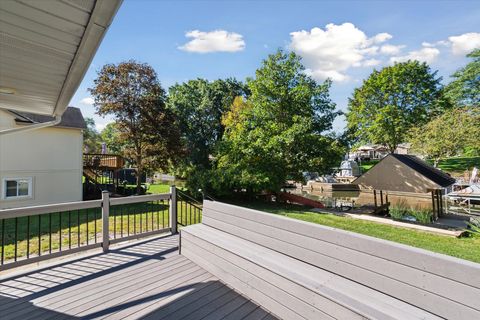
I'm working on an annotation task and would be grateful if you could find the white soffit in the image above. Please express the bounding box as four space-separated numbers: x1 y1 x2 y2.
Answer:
0 0 122 116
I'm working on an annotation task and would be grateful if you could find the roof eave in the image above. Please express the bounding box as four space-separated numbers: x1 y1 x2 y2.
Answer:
53 0 123 116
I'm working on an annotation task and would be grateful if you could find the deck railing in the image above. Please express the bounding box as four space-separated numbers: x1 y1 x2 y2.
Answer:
0 186 202 271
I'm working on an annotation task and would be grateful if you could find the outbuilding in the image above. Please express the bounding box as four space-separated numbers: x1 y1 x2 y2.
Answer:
352 154 456 194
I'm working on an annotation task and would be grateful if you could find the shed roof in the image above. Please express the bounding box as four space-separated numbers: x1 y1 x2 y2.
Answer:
10 107 86 130
390 154 456 187
352 154 456 193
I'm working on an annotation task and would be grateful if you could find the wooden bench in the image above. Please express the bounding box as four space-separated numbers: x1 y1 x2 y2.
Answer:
180 201 480 320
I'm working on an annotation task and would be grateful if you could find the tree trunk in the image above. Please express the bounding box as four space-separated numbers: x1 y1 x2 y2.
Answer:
136 155 143 195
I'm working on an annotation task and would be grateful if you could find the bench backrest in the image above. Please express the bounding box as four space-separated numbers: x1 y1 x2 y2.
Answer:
202 201 480 320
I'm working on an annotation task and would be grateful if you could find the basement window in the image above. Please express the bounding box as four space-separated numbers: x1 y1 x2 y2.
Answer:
2 178 33 199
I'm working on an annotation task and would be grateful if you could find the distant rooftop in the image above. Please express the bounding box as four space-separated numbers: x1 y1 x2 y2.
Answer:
9 107 86 130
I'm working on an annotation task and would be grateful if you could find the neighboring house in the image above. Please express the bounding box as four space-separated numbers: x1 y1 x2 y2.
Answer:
395 143 412 155
0 107 86 209
352 154 456 194
350 143 412 160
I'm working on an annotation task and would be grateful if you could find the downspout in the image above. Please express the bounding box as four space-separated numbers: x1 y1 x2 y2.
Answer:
0 115 62 136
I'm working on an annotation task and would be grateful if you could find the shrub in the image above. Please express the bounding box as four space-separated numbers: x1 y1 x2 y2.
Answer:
389 199 409 220
409 208 433 224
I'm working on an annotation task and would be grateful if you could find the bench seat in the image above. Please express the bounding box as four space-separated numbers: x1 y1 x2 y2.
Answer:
182 224 440 320
180 201 480 320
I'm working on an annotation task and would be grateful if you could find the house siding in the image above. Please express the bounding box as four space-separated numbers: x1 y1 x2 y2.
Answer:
0 110 83 209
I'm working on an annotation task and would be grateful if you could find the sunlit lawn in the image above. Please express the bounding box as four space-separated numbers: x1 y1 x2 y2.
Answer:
233 201 480 263
428 156 480 174
1 183 200 262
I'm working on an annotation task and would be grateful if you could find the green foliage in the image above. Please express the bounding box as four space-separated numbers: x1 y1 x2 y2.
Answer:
410 107 480 164
167 78 248 192
445 49 480 107
100 122 126 155
89 61 182 193
409 208 433 224
214 50 343 194
389 200 433 224
83 117 101 153
346 61 448 152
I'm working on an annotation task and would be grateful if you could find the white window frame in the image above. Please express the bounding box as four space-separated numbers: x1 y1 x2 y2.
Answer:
2 177 33 200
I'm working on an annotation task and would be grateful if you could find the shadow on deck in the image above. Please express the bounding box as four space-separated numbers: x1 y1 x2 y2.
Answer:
0 234 275 320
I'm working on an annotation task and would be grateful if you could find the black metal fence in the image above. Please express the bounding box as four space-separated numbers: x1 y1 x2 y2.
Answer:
176 190 202 227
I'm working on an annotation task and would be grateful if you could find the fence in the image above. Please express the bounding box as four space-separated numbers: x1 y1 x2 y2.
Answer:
0 186 201 271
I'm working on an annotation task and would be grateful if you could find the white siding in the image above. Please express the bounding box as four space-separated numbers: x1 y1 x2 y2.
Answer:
0 110 83 209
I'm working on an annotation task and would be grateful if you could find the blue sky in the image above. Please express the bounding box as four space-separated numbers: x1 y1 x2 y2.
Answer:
71 0 480 132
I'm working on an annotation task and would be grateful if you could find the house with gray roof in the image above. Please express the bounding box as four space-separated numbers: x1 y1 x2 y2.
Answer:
0 107 86 209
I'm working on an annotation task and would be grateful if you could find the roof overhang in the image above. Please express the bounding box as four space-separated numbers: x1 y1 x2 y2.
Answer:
0 0 122 116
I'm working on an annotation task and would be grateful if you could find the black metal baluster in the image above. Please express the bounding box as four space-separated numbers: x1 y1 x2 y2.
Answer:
156 200 160 230
49 213 52 254
94 209 97 243
127 205 130 236
59 212 62 251
145 202 148 233
86 210 89 245
38 215 41 256
1 219 4 265
139 204 142 234
77 210 80 247
183 200 186 226
68 211 72 249
121 205 124 238
114 206 117 239
151 202 154 231
189 204 192 226
27 216 30 258
133 205 136 234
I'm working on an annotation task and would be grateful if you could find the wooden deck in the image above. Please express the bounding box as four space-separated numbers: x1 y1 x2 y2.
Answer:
0 234 277 320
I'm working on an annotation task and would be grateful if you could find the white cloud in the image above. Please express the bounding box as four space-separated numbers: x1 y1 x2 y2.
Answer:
369 32 392 44
80 97 94 106
448 32 480 55
390 47 440 64
179 30 245 53
289 23 393 82
362 58 381 67
380 44 405 55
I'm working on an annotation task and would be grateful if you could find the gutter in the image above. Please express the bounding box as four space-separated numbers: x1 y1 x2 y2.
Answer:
0 115 62 136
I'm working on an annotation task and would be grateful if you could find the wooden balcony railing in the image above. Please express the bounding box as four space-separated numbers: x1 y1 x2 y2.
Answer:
83 153 124 170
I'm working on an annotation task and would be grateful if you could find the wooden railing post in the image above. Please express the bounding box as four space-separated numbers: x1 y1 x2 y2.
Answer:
170 185 178 234
102 191 110 253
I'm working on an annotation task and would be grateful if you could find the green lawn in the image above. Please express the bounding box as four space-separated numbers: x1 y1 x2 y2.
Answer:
0 187 201 262
147 183 172 194
233 201 480 263
359 160 379 173
427 156 480 174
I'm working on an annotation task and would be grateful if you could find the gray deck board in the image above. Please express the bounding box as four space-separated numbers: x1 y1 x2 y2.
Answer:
0 234 278 320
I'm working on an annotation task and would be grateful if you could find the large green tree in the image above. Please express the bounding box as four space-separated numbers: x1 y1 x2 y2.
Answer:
100 122 127 155
214 50 343 194
410 107 480 166
346 61 448 152
89 61 182 193
167 78 248 190
83 117 101 153
445 49 480 107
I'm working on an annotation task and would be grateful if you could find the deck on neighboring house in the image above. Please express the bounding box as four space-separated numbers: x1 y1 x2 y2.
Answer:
0 234 277 320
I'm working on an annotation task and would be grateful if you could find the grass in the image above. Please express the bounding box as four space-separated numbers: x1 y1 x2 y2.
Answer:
359 160 379 173
233 200 480 263
0 183 199 262
427 156 480 174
